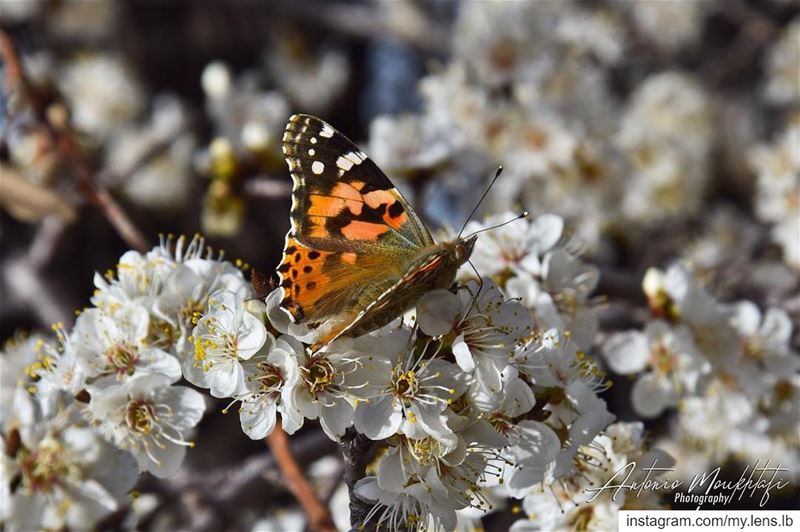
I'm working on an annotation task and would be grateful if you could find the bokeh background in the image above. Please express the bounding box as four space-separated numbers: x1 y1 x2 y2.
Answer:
1 0 798 530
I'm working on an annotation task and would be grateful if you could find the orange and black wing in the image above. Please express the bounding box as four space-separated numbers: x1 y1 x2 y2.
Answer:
276 114 433 336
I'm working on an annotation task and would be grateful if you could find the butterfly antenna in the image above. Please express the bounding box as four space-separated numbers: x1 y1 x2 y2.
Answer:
463 210 529 240
457 165 505 238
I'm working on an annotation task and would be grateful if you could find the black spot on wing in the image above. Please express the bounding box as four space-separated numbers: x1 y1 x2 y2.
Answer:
388 201 404 218
322 201 389 237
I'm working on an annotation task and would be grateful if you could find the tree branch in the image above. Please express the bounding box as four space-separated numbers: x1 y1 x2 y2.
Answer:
341 428 375 531
265 422 336 532
0 29 150 253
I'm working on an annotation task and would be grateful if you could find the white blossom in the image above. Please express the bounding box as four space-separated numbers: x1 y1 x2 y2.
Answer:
72 306 181 383
461 213 563 279
235 335 302 439
604 320 709 418
186 289 268 398
59 53 144 137
155 257 252 357
512 422 673 531
417 280 532 394
0 334 44 430
1 397 138 532
88 372 205 478
749 117 800 269
281 338 365 440
352 328 466 443
764 20 800 105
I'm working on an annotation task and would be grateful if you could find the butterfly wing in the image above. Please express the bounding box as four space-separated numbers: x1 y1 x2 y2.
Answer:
277 114 434 340
283 114 433 252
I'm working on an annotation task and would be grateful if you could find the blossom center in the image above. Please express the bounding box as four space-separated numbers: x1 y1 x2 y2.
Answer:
742 337 764 363
488 413 512 435
302 356 335 396
774 379 794 403
181 298 205 326
567 505 595 531
408 437 439 466
147 317 176 348
647 289 680 321
554 290 579 317
489 39 517 73
650 342 676 376
106 342 139 376
392 368 419 398
19 437 68 493
126 400 157 435
256 362 285 398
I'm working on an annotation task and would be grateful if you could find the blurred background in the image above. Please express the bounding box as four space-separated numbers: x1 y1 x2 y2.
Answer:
1 0 798 529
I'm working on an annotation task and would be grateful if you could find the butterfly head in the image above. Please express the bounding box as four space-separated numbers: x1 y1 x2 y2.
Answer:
452 234 478 265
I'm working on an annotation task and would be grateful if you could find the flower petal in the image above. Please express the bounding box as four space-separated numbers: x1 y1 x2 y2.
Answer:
354 395 402 440
319 398 353 439
603 330 650 374
452 334 476 372
417 289 460 337
631 373 675 418
237 312 268 359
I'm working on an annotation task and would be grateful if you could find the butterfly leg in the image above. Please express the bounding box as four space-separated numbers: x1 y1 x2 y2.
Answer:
463 259 485 320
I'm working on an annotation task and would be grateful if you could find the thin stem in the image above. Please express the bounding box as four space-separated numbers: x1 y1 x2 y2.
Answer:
265 422 336 532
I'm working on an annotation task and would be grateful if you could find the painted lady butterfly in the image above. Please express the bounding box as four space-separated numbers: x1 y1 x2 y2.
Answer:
277 114 477 351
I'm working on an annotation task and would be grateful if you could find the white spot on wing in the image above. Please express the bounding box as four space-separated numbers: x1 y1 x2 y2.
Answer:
310 137 317 144
320 124 334 138
312 161 325 174
336 156 354 172
343 151 366 166
308 148 315 156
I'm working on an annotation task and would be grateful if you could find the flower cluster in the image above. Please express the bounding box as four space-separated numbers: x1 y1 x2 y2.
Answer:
181 213 627 530
510 422 673 531
747 17 800 272
459 212 600 350
0 236 265 529
602 264 800 480
763 20 800 106
366 1 720 251
748 115 800 270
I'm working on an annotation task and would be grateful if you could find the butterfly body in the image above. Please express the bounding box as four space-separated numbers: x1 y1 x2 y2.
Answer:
343 237 476 337
277 114 476 351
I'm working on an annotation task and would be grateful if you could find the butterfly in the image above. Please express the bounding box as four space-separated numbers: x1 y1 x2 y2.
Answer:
276 114 477 351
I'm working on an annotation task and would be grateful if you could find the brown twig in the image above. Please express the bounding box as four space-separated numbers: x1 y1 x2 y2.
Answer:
0 29 149 253
265 422 336 532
